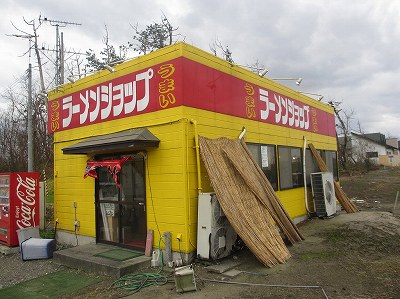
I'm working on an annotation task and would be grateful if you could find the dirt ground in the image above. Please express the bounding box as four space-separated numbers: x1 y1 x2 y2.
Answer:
1 167 400 299
72 167 400 298
117 211 399 299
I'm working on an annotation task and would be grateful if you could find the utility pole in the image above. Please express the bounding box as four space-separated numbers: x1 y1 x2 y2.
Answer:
27 63 33 171
39 17 82 85
60 32 64 84
31 20 45 93
8 16 81 172
7 25 37 171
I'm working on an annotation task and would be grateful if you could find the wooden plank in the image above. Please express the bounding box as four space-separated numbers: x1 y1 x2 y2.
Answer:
308 143 358 213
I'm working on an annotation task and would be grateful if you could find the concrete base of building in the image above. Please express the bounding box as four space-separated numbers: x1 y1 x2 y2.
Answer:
53 243 151 279
55 230 197 266
56 231 95 247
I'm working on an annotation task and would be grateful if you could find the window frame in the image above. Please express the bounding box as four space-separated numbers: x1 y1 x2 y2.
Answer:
278 146 304 190
321 150 339 181
305 148 320 186
246 143 278 191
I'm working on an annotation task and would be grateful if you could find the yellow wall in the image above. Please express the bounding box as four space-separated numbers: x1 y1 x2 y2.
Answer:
54 107 336 252
183 107 336 221
53 109 197 252
50 42 337 254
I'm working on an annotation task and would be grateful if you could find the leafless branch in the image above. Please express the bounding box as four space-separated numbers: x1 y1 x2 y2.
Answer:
9 20 32 36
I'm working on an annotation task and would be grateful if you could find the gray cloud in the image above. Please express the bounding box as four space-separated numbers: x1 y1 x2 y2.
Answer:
0 0 398 136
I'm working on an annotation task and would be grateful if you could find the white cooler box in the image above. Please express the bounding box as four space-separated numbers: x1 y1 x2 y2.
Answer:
20 238 56 261
17 227 56 261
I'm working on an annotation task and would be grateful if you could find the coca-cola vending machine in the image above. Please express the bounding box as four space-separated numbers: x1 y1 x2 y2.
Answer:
0 172 40 246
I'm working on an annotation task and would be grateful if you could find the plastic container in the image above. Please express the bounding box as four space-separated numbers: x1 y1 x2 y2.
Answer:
175 265 197 293
151 250 160 267
20 238 56 261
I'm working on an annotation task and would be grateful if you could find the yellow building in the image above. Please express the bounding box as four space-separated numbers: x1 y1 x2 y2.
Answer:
48 42 337 261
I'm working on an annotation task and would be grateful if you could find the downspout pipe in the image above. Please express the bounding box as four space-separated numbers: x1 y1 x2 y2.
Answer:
239 127 246 139
190 119 202 194
303 136 310 214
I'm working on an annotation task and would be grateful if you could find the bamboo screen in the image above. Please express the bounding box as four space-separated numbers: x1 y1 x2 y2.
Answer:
199 136 303 267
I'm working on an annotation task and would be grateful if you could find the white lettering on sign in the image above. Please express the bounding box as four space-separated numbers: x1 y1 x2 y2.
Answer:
62 68 154 129
259 88 310 130
15 174 37 230
15 206 20 219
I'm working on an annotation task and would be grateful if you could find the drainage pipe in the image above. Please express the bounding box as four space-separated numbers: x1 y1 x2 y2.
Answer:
239 127 246 139
190 119 202 194
303 136 310 214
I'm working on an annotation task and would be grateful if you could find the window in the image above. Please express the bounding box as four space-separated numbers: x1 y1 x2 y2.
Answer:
321 150 338 181
278 146 304 190
247 143 278 190
366 151 378 158
305 149 319 186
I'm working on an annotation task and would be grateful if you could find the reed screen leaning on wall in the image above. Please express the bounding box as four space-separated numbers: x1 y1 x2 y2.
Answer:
198 136 303 267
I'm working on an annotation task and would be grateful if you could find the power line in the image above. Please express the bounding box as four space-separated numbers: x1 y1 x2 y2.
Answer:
39 16 82 85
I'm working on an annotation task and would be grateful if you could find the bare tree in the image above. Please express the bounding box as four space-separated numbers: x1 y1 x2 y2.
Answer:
329 100 373 172
329 100 353 170
246 59 267 74
0 74 52 174
0 98 26 171
8 19 46 95
3 15 89 176
209 38 234 63
64 54 85 79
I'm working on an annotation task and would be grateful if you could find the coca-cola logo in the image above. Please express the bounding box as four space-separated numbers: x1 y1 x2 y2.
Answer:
15 174 37 230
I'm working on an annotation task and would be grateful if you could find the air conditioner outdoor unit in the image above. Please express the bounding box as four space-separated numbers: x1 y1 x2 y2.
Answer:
197 193 237 260
310 172 336 217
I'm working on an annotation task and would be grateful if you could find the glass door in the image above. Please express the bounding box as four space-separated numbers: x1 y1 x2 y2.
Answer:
120 157 146 249
96 155 146 251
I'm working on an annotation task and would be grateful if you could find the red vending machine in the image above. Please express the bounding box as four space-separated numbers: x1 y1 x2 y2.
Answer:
0 172 40 246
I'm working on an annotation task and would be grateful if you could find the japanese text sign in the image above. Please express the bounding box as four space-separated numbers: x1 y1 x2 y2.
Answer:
48 57 335 137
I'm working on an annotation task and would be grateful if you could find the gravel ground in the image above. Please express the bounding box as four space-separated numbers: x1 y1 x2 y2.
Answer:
0 202 62 290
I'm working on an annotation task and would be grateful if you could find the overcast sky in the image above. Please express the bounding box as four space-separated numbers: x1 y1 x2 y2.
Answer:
1 0 399 138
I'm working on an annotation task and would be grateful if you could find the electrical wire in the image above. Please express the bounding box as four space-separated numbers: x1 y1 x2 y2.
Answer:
73 203 78 246
146 154 162 242
112 150 180 294
240 271 269 276
199 278 329 299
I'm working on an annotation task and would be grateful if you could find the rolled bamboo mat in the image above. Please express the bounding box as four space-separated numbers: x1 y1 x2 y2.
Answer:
199 136 292 267
223 138 304 243
308 143 358 213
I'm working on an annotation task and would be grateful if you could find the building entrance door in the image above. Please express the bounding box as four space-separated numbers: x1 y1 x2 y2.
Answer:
96 155 146 251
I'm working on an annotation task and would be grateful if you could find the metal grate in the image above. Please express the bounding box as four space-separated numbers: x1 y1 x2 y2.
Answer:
311 173 328 217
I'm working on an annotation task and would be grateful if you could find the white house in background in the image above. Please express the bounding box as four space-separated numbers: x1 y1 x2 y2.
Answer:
338 132 399 166
386 137 399 154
